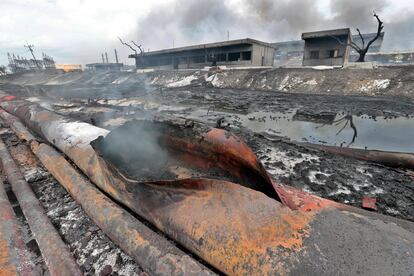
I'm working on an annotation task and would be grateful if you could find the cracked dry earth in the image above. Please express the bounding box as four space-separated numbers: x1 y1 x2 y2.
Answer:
1 130 145 276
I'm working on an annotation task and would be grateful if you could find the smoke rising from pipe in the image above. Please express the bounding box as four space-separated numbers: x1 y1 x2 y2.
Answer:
129 0 413 52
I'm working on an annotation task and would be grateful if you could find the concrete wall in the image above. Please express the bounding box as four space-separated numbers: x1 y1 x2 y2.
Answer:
350 52 414 65
303 36 350 67
252 44 275 66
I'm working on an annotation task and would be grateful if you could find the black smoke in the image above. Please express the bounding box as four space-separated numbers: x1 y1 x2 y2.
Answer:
126 0 413 53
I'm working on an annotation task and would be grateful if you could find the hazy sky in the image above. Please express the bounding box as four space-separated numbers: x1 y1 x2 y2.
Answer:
1 0 413 66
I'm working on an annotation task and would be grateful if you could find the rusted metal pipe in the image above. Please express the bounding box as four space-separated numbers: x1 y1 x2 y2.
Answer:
0 109 36 143
30 141 214 276
302 143 414 169
0 179 34 276
1 100 414 275
1 107 215 275
0 139 83 276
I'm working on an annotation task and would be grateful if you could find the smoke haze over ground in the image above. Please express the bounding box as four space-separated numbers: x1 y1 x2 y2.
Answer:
1 0 413 66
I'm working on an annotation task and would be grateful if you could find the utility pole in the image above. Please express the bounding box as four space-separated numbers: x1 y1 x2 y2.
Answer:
101 53 105 63
227 30 230 41
24 42 41 69
114 49 119 63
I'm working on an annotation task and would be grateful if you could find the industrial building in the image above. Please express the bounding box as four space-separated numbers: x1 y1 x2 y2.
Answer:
7 52 56 73
363 51 414 65
272 40 304 67
85 63 123 72
302 28 352 67
129 38 275 70
273 32 385 67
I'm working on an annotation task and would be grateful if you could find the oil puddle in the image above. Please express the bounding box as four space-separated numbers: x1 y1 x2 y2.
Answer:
184 108 414 153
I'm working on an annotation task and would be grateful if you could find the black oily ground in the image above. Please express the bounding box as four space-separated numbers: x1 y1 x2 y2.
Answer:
150 87 414 118
236 128 414 222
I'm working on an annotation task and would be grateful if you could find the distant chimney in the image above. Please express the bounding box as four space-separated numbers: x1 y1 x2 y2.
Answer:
105 52 109 63
101 53 105 63
114 49 119 64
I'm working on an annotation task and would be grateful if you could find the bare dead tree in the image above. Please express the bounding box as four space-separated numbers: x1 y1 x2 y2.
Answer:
117 37 137 55
131 40 145 67
131 41 144 55
332 12 384 62
335 114 358 147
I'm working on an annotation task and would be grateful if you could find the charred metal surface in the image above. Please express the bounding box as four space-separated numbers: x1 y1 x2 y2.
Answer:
30 142 214 276
0 179 34 276
1 100 414 275
91 120 279 200
0 139 82 276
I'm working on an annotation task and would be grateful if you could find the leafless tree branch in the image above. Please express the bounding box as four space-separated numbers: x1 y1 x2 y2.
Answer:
131 41 144 55
356 28 365 49
117 36 137 55
329 35 362 52
365 12 384 51
330 12 383 62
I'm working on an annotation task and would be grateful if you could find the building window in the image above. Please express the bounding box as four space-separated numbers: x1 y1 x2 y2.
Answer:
310 51 319 59
228 52 241 61
217 53 226 62
179 57 188 64
241 51 252 61
159 58 171 66
329 49 339 58
190 55 205 63
207 53 227 62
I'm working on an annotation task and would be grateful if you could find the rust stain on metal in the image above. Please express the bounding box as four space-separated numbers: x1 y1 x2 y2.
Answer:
362 196 378 211
0 239 17 276
0 95 17 102
9 146 39 168
0 179 33 276
272 179 339 212
0 101 327 274
31 142 214 275
3 100 414 275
